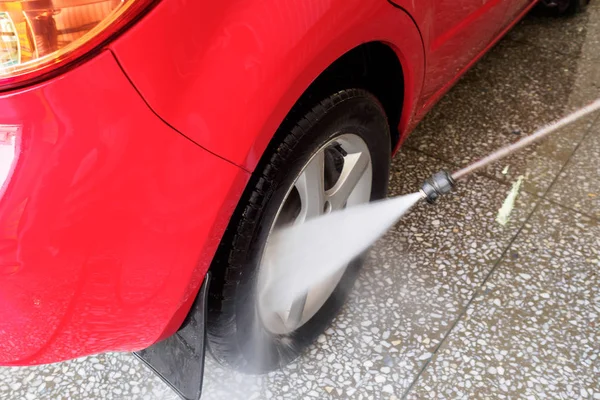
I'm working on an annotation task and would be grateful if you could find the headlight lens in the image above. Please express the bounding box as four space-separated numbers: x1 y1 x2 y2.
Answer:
0 0 153 90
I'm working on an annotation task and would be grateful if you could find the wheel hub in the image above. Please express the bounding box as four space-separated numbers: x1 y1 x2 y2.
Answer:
257 133 373 335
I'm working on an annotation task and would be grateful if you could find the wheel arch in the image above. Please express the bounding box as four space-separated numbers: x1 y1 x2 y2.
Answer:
272 42 406 154
111 0 425 171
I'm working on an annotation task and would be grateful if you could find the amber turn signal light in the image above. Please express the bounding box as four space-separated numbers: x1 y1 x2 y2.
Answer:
0 0 154 90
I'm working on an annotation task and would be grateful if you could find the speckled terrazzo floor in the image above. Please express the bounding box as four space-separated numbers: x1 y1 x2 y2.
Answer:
2 4 600 400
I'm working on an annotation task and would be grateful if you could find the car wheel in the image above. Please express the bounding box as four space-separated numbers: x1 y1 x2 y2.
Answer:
540 0 589 16
206 89 391 372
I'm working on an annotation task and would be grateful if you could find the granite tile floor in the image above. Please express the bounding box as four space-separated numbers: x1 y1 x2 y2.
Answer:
2 4 600 400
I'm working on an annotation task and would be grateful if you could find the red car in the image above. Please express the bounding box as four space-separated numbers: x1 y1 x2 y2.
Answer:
0 0 588 398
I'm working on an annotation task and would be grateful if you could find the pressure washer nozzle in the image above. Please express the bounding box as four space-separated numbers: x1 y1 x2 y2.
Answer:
420 170 456 204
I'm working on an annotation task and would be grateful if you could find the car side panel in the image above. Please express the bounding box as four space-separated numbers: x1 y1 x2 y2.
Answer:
391 0 507 104
390 0 539 133
110 0 425 171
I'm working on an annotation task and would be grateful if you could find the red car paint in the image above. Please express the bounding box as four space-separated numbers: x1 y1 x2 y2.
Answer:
0 52 248 365
110 0 425 170
0 0 536 365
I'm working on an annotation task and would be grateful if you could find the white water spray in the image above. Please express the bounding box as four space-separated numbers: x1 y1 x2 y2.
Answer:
259 192 422 314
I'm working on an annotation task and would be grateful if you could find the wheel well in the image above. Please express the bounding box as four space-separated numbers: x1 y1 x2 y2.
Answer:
280 42 405 149
204 43 404 331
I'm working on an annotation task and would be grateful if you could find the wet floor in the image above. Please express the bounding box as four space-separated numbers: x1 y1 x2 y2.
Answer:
2 4 600 400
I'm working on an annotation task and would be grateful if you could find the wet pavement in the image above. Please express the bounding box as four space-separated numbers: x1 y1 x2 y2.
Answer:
2 4 600 400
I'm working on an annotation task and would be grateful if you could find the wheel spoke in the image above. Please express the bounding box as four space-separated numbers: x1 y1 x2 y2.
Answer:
259 136 372 335
326 150 369 210
294 150 325 222
286 292 308 328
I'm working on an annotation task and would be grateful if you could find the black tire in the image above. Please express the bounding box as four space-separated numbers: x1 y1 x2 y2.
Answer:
206 89 391 373
562 0 588 15
539 0 589 16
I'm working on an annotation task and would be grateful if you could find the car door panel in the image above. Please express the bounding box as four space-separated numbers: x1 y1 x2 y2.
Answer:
422 0 508 102
389 0 508 107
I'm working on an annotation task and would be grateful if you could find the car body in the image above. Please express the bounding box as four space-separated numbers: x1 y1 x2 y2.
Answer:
0 0 539 369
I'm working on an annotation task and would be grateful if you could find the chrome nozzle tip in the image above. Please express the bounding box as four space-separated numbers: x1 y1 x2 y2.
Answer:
421 170 456 204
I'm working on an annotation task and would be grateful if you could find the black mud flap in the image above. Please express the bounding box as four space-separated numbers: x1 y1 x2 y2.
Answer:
134 273 210 400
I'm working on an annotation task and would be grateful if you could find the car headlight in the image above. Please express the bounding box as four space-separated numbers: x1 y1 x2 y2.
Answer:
0 0 154 90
